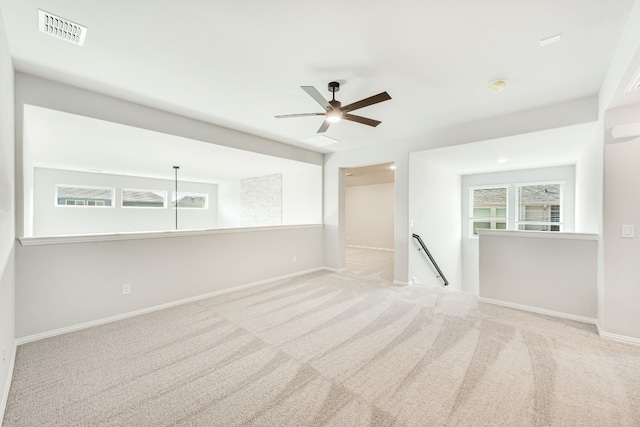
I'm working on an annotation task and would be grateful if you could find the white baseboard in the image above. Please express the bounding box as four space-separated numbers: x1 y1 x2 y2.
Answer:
15 267 329 346
1 342 16 424
345 245 394 252
393 280 410 286
596 322 640 346
478 297 597 325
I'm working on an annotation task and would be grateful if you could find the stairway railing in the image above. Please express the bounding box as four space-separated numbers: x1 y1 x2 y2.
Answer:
412 233 449 286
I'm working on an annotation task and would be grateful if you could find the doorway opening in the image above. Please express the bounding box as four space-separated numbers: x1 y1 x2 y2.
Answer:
343 162 395 282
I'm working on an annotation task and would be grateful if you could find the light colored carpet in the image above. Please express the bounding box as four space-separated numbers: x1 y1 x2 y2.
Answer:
4 248 640 426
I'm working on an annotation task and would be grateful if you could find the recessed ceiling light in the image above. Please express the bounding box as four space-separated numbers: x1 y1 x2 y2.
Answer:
497 158 508 163
540 34 562 47
38 10 87 46
488 80 507 92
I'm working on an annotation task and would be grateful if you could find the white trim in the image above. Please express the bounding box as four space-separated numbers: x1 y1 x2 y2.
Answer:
597 326 640 346
393 280 411 286
15 266 332 345
323 266 346 273
19 224 323 246
477 229 597 240
345 245 394 252
1 342 16 423
478 296 597 325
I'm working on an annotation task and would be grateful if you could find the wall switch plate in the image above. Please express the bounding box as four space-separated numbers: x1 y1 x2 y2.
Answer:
292 255 297 262
622 225 635 238
122 284 131 295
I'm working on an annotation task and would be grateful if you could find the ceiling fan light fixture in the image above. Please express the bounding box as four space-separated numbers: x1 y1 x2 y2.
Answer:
326 111 342 123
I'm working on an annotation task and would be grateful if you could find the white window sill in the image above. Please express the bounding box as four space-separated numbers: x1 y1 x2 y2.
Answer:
477 229 598 240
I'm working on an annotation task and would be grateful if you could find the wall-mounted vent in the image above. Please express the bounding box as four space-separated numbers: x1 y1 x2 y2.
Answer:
38 10 87 46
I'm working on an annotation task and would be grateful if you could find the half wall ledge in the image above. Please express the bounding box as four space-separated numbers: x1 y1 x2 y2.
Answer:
18 224 323 246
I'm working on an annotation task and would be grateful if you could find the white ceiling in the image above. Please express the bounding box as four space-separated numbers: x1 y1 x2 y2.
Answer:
412 123 597 175
1 0 636 155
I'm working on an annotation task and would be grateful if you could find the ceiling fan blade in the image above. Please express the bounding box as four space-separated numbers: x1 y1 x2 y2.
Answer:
317 120 331 133
301 86 333 111
341 91 391 113
275 112 325 119
342 113 381 127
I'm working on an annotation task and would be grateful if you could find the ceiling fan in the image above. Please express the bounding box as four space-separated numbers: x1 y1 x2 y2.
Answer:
275 81 391 133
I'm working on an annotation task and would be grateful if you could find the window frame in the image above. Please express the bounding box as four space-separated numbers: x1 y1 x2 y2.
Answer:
121 188 167 209
55 184 115 208
514 180 564 232
468 185 509 238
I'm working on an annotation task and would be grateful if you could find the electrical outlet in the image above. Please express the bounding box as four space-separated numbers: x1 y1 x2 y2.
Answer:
122 284 131 295
292 255 297 262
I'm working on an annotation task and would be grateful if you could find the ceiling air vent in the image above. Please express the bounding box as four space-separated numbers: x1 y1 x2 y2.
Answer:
304 135 339 148
38 10 87 46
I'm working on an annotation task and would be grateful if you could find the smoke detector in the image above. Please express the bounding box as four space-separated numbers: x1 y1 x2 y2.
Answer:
38 10 87 46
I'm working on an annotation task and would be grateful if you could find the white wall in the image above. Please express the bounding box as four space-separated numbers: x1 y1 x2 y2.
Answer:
14 74 323 238
479 231 597 321
461 165 576 294
0 7 15 418
324 98 597 284
603 137 640 338
217 180 242 229
345 182 394 250
282 166 322 225
324 143 410 283
33 168 218 235
11 75 326 341
408 159 461 289
574 127 602 234
16 226 323 339
598 1 640 342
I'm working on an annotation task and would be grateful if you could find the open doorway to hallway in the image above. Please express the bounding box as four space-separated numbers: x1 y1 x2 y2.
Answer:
343 162 395 282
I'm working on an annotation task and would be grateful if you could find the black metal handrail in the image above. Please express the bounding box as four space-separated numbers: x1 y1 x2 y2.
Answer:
412 233 449 286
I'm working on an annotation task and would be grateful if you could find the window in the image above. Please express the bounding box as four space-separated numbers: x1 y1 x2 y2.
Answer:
516 182 563 232
56 185 113 207
469 186 507 236
122 189 166 208
171 192 207 209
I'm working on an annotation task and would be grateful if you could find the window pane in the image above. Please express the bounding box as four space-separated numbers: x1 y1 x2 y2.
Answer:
518 184 561 221
473 208 491 218
57 185 113 207
123 189 166 207
516 183 562 232
172 192 207 209
472 187 506 219
496 222 506 230
472 221 491 235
